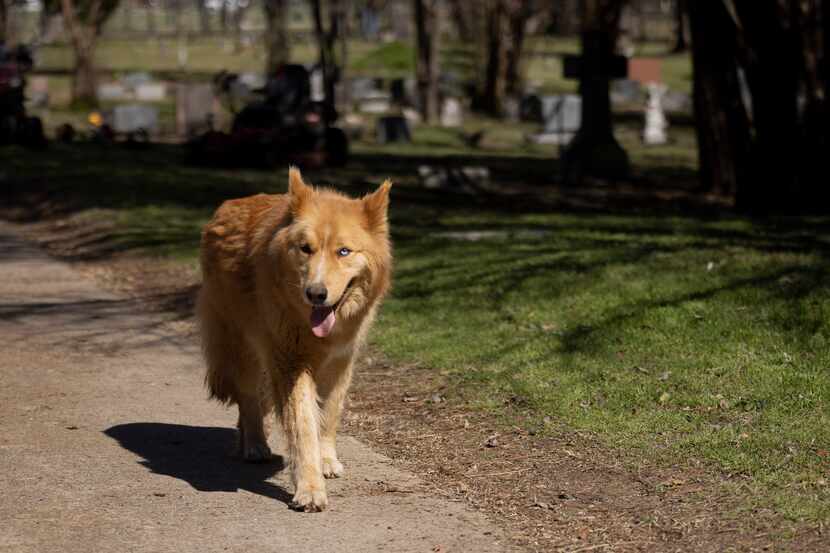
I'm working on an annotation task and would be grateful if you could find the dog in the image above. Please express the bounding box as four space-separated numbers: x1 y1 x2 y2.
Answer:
197 167 392 512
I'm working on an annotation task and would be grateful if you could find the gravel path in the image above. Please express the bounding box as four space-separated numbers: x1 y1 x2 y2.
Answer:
0 222 511 553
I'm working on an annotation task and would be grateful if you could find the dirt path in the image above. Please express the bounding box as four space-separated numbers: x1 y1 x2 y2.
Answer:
0 222 513 553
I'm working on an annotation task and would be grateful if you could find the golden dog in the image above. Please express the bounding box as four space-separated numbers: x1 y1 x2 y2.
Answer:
197 167 392 511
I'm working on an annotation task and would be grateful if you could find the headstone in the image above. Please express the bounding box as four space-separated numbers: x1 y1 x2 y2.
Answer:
309 66 325 102
440 97 463 127
662 90 692 113
238 72 266 90
350 77 378 100
402 107 422 126
135 82 166 102
376 116 411 144
111 104 159 134
503 96 520 122
98 82 128 101
611 79 643 105
28 75 49 108
628 57 662 86
404 78 418 107
177 42 189 69
342 112 366 140
122 72 152 91
176 83 215 138
643 83 668 145
527 94 582 145
358 92 391 114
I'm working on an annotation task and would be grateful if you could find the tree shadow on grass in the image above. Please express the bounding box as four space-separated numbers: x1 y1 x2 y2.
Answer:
105 423 292 504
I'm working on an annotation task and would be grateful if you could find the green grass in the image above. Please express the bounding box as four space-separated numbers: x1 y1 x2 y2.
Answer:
6 92 825 524
379 213 830 521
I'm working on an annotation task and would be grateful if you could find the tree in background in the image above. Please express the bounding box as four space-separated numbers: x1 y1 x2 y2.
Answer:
686 0 749 199
671 0 687 52
688 0 829 211
195 0 211 33
0 0 8 45
413 0 439 121
53 0 120 106
264 0 290 74
445 0 471 42
310 0 349 108
474 0 532 116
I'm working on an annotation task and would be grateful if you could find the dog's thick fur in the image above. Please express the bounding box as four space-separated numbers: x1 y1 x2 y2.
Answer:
197 168 392 511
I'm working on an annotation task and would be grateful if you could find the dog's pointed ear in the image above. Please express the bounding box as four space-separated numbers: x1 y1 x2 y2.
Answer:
363 179 392 232
288 166 312 214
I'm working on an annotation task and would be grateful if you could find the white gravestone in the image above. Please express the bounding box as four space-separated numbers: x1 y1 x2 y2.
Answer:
643 82 669 145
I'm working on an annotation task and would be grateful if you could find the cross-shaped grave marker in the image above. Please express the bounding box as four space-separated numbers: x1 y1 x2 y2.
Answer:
560 31 631 183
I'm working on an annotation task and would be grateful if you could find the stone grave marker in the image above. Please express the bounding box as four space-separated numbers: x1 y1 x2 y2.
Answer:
611 79 643 105
643 82 668 145
176 83 215 138
98 82 128 101
440 97 463 127
28 75 49 108
628 57 662 85
527 95 581 145
111 104 158 134
135 82 166 102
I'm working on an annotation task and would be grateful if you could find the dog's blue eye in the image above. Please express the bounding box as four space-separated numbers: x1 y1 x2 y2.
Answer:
338 247 351 257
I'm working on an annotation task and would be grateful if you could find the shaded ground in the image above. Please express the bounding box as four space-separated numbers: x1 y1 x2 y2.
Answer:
0 222 512 553
5 192 828 553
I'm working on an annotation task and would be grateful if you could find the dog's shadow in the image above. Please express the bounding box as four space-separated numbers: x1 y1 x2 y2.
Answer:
105 423 292 504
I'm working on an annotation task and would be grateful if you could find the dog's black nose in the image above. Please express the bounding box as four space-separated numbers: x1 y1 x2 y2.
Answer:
305 285 328 305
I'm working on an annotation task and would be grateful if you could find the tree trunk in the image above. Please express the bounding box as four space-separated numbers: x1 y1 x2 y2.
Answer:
219 0 228 31
672 0 688 52
195 0 210 33
73 44 98 106
479 0 508 116
264 0 289 74
413 0 440 121
60 0 103 107
561 0 629 183
554 0 581 35
0 0 8 44
310 0 344 109
446 0 472 41
505 0 531 97
687 0 751 199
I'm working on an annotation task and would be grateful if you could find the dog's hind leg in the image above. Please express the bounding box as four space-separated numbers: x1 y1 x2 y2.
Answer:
235 350 273 463
198 292 271 462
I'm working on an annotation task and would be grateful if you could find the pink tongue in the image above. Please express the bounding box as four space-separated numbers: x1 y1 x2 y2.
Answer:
310 306 336 338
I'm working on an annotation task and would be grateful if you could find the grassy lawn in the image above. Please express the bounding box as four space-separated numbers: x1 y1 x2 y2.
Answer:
3 139 827 523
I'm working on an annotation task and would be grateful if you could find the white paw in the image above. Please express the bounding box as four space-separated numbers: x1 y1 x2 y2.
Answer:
291 484 328 512
242 442 272 463
322 457 344 479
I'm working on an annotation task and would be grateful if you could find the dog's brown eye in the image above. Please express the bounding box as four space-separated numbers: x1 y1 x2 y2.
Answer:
338 247 351 257
300 244 312 254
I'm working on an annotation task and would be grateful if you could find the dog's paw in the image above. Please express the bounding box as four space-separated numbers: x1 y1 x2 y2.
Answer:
290 484 328 512
242 442 273 463
322 456 344 479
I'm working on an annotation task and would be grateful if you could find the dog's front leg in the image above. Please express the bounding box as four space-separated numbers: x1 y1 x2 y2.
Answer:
278 368 327 512
318 360 353 479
